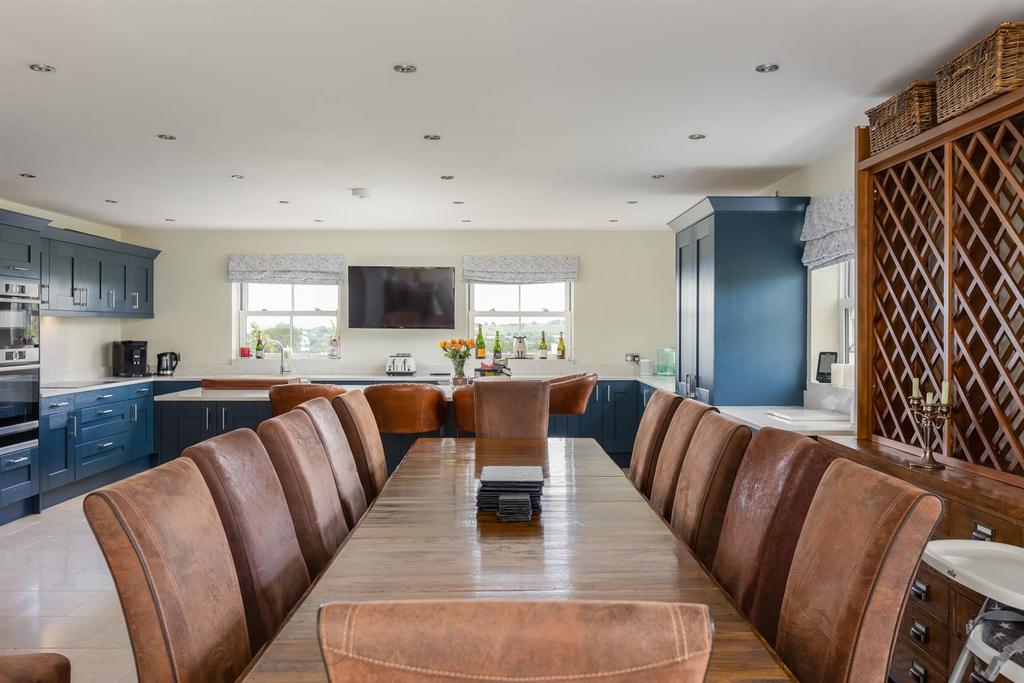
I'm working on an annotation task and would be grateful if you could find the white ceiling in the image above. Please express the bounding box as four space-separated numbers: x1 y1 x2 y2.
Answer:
0 0 1020 231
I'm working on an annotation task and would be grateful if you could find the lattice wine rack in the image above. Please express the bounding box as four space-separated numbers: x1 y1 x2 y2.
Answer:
857 89 1024 478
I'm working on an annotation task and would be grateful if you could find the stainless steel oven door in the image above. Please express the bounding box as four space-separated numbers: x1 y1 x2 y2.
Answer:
0 364 39 437
0 293 40 364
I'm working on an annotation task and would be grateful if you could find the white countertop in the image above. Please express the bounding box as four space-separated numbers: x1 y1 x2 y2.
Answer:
716 405 854 436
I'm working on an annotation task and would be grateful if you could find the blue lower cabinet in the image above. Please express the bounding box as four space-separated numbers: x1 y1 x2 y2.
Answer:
128 396 154 458
40 411 75 490
0 443 39 507
600 381 639 455
75 433 131 480
156 400 273 463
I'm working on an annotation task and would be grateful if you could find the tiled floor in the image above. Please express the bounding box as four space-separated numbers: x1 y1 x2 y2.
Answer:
0 496 136 682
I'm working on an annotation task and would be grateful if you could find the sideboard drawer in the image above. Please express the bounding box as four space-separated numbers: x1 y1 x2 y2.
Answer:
901 601 949 665
891 636 946 683
908 565 950 620
950 502 1022 545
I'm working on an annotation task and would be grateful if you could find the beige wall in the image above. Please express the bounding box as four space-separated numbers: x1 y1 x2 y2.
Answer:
760 139 855 202
120 228 676 370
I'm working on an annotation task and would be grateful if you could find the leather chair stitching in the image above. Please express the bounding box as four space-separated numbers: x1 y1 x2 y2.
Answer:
94 490 186 682
322 647 706 681
673 604 685 657
348 602 361 654
269 424 325 559
667 603 681 659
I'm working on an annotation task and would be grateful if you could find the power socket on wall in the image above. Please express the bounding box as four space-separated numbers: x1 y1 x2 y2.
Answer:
625 353 640 365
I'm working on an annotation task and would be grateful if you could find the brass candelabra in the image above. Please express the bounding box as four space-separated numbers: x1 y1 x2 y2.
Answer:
906 394 950 470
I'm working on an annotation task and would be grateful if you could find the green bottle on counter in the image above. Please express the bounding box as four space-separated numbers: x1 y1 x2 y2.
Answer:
493 330 502 360
475 324 486 359
255 332 265 360
556 331 566 360
538 331 548 359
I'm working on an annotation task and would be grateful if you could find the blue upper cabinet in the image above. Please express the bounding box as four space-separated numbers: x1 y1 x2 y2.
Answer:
0 210 48 281
670 196 809 407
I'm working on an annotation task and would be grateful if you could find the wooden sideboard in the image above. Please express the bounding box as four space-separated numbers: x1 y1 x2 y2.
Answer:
821 436 1024 683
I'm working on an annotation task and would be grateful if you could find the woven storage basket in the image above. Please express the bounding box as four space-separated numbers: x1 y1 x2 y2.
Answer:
865 81 937 155
936 21 1024 122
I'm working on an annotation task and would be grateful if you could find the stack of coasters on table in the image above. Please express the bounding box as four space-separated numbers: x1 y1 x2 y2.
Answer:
477 466 544 521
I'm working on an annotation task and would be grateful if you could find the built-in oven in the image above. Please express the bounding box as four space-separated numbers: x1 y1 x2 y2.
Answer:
0 278 40 447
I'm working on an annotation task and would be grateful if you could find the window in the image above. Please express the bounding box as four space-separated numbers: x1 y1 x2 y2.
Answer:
468 282 572 356
239 283 340 357
807 260 855 383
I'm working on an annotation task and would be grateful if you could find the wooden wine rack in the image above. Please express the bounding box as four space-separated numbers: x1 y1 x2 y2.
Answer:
857 87 1024 479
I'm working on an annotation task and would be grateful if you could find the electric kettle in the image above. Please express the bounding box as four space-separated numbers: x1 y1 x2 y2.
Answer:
156 351 179 376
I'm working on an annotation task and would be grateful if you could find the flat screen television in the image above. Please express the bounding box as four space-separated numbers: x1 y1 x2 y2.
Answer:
348 266 456 329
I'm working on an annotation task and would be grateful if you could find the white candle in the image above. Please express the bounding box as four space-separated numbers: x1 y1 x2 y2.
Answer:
911 377 921 398
926 391 935 405
941 380 950 405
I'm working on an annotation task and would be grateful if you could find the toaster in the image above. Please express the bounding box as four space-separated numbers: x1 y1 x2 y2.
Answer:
385 353 417 376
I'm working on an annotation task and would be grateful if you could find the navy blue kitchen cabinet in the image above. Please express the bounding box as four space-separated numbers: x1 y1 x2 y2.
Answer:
127 255 154 315
670 196 809 406
129 396 154 458
0 443 39 507
40 409 75 490
546 380 638 464
0 224 42 280
156 400 272 463
46 240 81 310
100 251 130 314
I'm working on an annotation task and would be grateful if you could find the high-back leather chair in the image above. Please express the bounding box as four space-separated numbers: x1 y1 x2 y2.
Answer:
711 427 833 645
363 383 446 434
775 459 942 682
84 458 250 683
318 600 714 682
669 412 751 566
269 383 347 416
627 390 681 495
298 397 369 528
473 380 550 439
647 399 717 519
0 653 71 683
333 390 389 502
549 373 598 415
182 429 311 651
452 384 475 434
257 410 349 577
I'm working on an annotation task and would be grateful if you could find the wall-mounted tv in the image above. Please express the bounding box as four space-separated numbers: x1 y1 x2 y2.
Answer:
348 266 456 329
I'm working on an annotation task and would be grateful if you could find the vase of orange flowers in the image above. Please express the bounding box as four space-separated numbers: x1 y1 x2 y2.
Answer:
439 338 474 385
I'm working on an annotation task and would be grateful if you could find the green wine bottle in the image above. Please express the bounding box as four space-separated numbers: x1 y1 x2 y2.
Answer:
556 331 566 359
255 332 265 360
475 324 486 359
493 330 502 360
538 331 548 359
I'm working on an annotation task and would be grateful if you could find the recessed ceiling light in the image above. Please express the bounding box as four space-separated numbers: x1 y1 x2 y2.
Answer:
230 174 245 180
313 219 324 223
609 219 620 223
278 200 290 204
156 133 177 141
18 173 36 179
423 134 441 141
164 218 176 222
755 63 780 73
393 64 417 73
627 200 639 205
651 174 665 180
104 199 119 204
461 219 472 223
452 201 464 205
28 64 55 73
440 175 454 180
688 133 706 140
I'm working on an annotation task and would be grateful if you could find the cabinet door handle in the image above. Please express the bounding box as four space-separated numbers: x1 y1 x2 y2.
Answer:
7 265 29 272
97 409 113 415
97 394 114 400
49 401 70 408
971 522 994 542
132 404 138 422
6 456 29 465
136 387 149 394
205 406 211 431
909 661 926 683
84 287 89 306
108 289 115 308
40 283 49 304
910 580 929 602
98 442 115 449
132 292 140 309
221 407 227 431
606 385 611 401
70 415 77 437
910 619 928 643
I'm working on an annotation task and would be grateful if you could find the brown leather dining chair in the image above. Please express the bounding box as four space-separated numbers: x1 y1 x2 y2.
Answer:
257 410 349 577
0 653 71 683
775 458 942 683
548 372 598 414
710 427 834 645
647 399 717 519
269 383 347 416
182 428 311 652
363 383 447 434
333 390 390 502
473 380 550 438
669 412 752 566
451 384 475 434
84 458 251 683
297 397 369 528
318 600 714 682
627 389 682 495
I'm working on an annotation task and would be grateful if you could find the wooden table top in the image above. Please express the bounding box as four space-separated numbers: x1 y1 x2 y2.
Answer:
243 438 792 682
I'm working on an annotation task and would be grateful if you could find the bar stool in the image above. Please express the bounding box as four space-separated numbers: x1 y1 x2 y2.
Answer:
362 383 447 435
452 384 475 434
0 653 71 683
269 383 347 416
549 372 598 415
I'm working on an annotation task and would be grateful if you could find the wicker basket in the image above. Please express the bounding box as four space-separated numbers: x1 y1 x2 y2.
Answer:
865 81 937 155
936 21 1024 122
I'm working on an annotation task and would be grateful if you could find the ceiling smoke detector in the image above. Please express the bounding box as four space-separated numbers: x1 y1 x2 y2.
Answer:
351 187 371 199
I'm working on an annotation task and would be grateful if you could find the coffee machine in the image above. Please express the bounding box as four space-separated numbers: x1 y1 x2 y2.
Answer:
113 341 148 377
156 351 179 376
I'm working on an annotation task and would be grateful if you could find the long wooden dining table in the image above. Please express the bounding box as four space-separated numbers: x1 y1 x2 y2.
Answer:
243 437 793 682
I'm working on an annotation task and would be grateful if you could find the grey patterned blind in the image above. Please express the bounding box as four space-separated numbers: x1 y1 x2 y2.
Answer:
462 255 580 284
227 254 347 285
800 189 855 269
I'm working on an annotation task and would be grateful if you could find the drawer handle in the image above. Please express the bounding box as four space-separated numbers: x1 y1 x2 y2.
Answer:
909 660 927 683
5 456 29 466
98 442 115 449
971 521 993 542
97 394 115 400
910 619 928 643
910 580 929 602
97 409 114 415
49 401 70 408
7 265 29 272
136 387 149 393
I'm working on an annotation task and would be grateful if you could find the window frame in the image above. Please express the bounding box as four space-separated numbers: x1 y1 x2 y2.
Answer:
837 260 855 364
467 281 574 359
237 282 342 358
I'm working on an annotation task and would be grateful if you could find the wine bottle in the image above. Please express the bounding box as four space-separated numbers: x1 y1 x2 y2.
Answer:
493 330 502 360
556 331 566 359
255 332 265 360
538 331 548 359
475 324 486 359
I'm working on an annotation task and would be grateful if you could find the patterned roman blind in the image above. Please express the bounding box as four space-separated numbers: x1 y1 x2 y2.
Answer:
462 255 580 284
227 254 347 285
800 189 855 269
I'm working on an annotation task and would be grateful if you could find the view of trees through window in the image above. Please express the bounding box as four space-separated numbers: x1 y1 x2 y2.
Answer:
469 282 571 355
241 283 339 357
